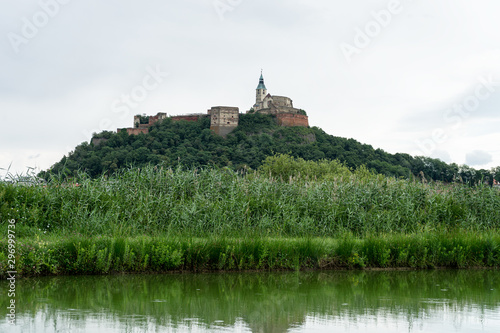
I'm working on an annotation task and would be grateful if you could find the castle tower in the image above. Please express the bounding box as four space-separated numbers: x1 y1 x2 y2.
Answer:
210 106 239 137
254 71 267 110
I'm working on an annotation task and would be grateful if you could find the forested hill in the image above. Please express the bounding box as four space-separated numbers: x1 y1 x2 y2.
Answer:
42 113 497 184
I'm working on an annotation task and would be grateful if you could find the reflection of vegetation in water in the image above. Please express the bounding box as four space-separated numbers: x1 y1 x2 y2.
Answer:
1 270 499 332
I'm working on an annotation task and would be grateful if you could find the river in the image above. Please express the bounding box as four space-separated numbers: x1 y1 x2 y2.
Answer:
1 270 499 332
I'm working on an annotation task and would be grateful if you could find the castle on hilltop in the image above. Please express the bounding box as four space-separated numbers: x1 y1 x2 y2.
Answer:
118 72 309 137
252 72 306 116
250 72 309 127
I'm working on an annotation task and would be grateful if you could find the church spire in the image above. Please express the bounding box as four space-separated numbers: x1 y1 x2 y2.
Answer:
256 70 266 90
254 70 268 109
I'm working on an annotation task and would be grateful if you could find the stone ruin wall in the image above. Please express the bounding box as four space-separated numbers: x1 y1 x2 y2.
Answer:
270 96 293 108
171 115 202 122
276 113 309 127
119 128 149 135
116 104 308 138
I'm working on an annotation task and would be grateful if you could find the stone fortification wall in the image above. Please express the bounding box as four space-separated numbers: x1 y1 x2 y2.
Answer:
270 96 293 108
90 137 109 146
258 106 303 116
133 112 167 128
171 115 202 122
149 112 167 124
118 128 149 135
276 113 309 127
121 112 167 135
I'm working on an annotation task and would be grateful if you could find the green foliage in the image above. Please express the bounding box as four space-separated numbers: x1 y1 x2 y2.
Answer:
3 159 500 276
259 153 353 181
40 113 498 184
1 233 499 277
5 163 500 241
235 113 277 133
151 243 184 270
137 115 149 124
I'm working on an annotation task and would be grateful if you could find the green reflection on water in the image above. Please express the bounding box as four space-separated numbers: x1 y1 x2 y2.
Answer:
1 270 499 332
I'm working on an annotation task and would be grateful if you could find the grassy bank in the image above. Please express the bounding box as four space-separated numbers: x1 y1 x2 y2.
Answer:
1 156 500 276
1 232 499 277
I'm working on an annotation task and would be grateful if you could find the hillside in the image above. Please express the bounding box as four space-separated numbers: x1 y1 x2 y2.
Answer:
41 113 498 184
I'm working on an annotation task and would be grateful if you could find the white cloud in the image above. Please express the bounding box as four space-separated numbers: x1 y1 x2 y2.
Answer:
466 150 493 167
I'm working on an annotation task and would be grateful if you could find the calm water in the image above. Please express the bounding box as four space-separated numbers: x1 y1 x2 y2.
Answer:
1 270 499 332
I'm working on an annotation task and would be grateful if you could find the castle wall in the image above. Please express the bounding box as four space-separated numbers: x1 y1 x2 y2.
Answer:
149 112 167 125
276 113 309 127
91 137 109 146
257 106 303 115
171 115 200 122
116 76 309 138
118 128 149 135
271 96 293 108
133 112 166 128
133 115 141 128
120 112 167 135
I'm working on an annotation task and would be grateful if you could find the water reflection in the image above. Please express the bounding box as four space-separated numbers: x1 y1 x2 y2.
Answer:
1 270 499 332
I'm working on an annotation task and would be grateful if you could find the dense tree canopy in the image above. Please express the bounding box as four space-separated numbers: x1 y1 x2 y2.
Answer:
40 113 498 185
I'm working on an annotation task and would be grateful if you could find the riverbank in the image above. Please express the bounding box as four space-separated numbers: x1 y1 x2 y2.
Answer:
1 232 499 277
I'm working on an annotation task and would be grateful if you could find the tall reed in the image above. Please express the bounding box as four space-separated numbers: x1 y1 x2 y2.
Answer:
2 163 500 239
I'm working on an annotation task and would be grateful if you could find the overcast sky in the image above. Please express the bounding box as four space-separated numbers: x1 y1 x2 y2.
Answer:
1 0 500 177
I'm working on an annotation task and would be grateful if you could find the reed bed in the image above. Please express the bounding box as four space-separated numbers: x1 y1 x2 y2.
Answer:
2 164 500 238
1 160 500 275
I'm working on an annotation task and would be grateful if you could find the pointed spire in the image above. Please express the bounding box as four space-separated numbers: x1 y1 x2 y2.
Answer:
256 70 266 90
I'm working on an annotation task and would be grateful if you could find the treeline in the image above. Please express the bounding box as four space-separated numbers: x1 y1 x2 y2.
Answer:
41 113 500 184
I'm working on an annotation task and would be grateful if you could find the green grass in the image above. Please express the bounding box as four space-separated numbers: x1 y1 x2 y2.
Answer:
1 157 500 276
0 232 499 277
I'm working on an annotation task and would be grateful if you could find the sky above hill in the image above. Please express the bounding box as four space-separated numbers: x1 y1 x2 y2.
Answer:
1 0 500 177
